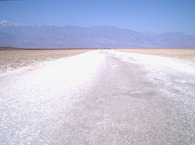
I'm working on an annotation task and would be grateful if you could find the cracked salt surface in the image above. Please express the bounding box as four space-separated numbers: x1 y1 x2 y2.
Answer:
112 50 195 113
0 51 106 145
112 51 195 74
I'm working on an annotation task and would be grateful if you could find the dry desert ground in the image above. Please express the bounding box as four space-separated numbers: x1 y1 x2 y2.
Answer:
1 48 195 72
0 49 92 71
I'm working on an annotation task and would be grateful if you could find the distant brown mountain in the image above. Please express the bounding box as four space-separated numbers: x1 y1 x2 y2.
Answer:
0 21 195 48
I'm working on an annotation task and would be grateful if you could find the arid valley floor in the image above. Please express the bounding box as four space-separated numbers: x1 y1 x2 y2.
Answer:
0 48 195 144
1 48 195 72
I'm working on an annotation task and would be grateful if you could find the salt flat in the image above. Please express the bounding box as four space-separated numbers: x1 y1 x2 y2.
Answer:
0 50 195 145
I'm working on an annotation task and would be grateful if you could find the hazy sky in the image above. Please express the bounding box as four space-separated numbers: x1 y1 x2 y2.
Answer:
0 0 195 34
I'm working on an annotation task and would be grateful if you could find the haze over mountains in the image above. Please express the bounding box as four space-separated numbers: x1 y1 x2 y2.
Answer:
0 21 195 48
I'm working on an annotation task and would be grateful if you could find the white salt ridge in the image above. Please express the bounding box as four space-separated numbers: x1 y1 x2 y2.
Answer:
0 50 106 145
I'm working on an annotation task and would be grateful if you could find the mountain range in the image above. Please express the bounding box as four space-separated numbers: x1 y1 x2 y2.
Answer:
0 21 195 48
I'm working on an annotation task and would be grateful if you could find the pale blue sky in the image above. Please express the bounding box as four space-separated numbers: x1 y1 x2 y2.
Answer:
0 0 195 34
